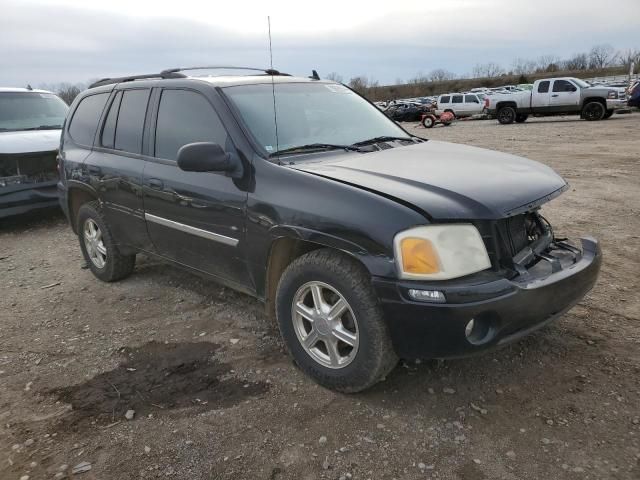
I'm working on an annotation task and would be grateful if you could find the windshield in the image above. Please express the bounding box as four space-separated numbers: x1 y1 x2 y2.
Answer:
572 78 590 88
223 82 410 155
0 92 69 132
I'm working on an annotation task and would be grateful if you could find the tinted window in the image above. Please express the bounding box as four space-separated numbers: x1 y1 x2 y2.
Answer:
452 95 463 103
69 93 109 145
114 89 150 154
553 80 574 92
538 81 550 93
440 96 450 103
464 95 479 103
155 89 228 161
101 91 122 149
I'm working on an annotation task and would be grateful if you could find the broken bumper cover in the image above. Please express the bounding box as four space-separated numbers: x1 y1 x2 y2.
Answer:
373 237 602 359
0 180 59 218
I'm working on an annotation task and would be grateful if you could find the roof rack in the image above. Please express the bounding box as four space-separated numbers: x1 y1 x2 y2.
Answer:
160 66 290 76
89 71 186 89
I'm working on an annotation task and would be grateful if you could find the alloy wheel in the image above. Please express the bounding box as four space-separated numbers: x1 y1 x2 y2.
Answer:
83 218 107 268
291 281 359 369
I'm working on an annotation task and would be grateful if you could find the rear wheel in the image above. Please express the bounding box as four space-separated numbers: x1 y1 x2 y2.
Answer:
602 109 614 119
77 201 136 282
497 106 516 124
515 113 528 123
582 101 605 121
422 115 435 128
276 249 397 392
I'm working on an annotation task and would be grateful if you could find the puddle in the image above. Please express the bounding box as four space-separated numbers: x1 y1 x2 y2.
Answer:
51 341 268 423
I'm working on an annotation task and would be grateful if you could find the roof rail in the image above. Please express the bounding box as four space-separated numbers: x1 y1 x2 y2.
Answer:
160 66 290 76
89 71 187 89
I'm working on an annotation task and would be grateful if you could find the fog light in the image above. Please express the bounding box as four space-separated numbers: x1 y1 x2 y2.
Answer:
408 289 446 303
465 319 475 338
464 316 495 345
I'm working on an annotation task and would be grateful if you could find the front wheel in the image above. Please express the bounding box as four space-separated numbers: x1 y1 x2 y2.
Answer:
77 201 136 282
582 101 605 121
497 106 516 124
276 249 398 392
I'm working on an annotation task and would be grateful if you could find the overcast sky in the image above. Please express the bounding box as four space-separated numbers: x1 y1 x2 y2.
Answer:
2 0 639 87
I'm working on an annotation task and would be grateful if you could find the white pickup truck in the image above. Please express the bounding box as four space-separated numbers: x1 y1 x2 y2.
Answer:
485 77 626 124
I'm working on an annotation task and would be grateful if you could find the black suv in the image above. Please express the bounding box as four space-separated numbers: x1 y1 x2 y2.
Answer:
58 67 601 392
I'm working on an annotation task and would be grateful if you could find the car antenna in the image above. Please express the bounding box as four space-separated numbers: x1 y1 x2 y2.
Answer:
268 16 280 163
26 84 33 91
310 70 320 80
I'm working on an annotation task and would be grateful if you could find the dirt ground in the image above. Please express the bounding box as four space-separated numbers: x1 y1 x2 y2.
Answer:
1 113 639 480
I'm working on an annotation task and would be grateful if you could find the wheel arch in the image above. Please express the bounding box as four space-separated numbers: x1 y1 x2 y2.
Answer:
496 101 518 111
67 181 100 234
582 97 606 108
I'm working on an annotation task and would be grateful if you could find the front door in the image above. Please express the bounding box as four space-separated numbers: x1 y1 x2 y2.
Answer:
142 88 251 290
550 79 580 112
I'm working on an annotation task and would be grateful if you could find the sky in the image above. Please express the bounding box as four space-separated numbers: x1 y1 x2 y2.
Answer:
2 0 639 87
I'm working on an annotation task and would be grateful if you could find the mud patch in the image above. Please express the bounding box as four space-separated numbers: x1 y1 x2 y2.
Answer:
51 341 268 424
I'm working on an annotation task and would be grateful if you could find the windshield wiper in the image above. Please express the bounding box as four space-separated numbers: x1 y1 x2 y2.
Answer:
352 135 415 146
269 143 361 157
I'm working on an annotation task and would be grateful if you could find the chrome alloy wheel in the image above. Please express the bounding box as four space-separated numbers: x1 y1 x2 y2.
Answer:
83 218 107 269
291 281 359 369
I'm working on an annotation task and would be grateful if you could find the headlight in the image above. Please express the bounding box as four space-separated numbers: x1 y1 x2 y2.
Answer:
394 224 491 280
608 90 618 99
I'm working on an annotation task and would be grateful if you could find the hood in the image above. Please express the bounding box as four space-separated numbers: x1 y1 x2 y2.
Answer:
0 130 61 154
290 141 568 220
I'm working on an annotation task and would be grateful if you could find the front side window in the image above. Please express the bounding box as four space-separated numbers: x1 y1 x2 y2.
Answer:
464 95 479 103
154 89 229 161
223 82 409 155
0 92 69 133
452 95 463 103
114 89 150 154
538 81 550 93
552 80 574 93
68 93 109 145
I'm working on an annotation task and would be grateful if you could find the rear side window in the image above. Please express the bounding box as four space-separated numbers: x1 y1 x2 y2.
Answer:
101 91 122 149
154 89 228 161
452 95 463 103
114 89 150 154
538 81 550 93
440 96 450 103
464 94 479 103
68 93 109 146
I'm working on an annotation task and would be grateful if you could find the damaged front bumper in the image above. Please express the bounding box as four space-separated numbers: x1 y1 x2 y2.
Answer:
0 179 59 218
373 237 602 359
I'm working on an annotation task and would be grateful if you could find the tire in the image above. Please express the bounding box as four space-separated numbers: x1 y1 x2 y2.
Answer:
497 106 516 124
275 249 398 393
602 109 614 119
422 115 435 128
515 113 528 123
582 101 605 121
77 201 136 282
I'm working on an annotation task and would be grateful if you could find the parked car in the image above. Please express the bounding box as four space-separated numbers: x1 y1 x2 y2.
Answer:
384 102 424 122
59 68 602 392
486 77 626 124
1 87 68 218
435 93 485 118
628 81 640 107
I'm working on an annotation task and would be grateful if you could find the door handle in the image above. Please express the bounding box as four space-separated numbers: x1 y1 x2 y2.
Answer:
551 94 559 97
148 178 163 189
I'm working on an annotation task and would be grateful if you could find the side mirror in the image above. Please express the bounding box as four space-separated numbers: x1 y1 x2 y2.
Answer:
177 142 242 178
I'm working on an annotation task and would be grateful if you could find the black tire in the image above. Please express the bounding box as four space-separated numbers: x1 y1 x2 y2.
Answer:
422 115 435 128
442 121 452 126
77 201 136 282
497 106 516 124
602 109 614 119
276 249 398 393
582 101 605 121
515 113 528 123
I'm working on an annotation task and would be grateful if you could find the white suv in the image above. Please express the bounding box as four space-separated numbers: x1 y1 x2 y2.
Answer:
435 93 485 118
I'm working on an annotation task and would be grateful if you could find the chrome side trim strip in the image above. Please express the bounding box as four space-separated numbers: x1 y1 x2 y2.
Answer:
144 213 239 247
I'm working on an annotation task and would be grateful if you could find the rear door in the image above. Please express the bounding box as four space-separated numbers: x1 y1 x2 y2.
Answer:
142 87 251 289
550 79 580 111
531 80 551 110
89 88 152 250
451 95 464 115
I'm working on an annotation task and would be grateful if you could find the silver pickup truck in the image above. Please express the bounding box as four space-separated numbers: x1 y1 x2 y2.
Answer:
486 77 626 124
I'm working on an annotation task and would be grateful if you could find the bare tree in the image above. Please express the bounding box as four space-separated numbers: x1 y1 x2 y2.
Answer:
428 69 456 82
588 44 617 69
562 53 589 71
618 48 640 71
347 76 370 95
472 62 503 78
56 84 82 105
512 58 537 75
325 72 343 83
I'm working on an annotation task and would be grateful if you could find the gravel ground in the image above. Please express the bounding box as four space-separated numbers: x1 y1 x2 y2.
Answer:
1 113 639 480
